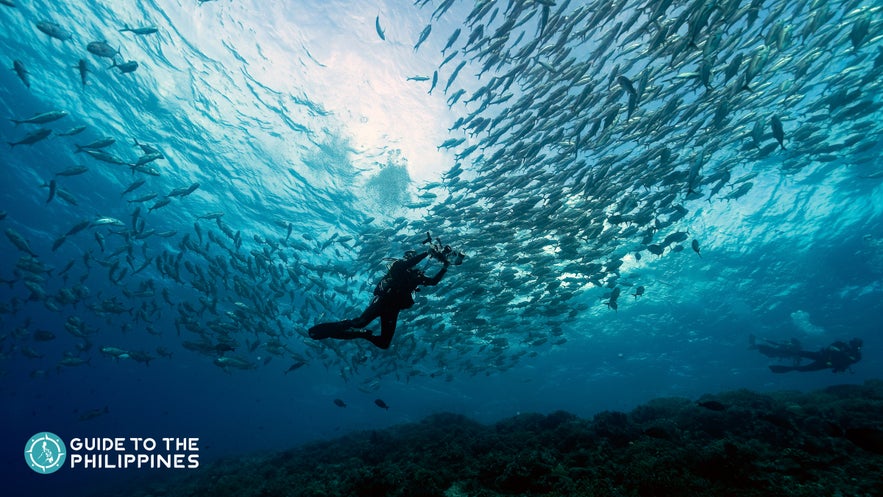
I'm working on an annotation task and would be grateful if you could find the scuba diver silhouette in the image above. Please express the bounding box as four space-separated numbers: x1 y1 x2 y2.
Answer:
750 335 863 373
309 234 463 349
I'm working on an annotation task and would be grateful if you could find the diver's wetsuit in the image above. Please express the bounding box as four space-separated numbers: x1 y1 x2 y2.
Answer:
309 251 448 349
752 336 863 373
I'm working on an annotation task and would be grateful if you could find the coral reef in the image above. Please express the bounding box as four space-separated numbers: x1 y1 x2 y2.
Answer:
114 381 883 497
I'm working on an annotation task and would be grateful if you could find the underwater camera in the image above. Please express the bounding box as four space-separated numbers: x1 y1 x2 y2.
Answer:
422 232 465 266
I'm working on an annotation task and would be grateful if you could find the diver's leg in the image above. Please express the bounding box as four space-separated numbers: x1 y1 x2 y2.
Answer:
348 299 382 329
309 321 365 339
792 362 828 372
367 309 399 350
320 328 374 341
308 300 381 339
755 344 785 358
771 361 827 373
796 350 821 360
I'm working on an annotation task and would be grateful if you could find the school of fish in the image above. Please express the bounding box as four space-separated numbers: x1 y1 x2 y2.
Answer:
1 0 881 391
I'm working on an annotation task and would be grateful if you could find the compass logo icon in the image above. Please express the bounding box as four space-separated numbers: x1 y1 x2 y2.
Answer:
24 432 66 474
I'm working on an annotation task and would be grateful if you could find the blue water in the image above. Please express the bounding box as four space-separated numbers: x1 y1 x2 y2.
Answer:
2 0 882 494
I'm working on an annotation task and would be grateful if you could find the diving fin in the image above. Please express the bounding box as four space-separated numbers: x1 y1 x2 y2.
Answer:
309 321 352 339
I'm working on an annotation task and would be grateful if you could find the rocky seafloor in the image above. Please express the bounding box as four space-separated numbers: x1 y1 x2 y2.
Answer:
117 381 883 497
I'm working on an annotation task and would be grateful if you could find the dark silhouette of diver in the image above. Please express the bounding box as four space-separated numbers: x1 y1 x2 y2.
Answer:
750 335 863 373
309 245 457 349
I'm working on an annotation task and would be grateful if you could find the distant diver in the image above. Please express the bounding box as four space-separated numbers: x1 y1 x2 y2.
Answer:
309 233 463 349
750 334 862 373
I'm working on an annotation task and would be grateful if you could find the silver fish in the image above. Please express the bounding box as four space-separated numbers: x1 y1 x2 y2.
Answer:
111 60 138 74
770 115 786 150
12 60 29 88
86 41 119 58
75 59 88 87
8 128 51 148
121 179 146 196
119 24 157 35
5 228 38 257
57 125 87 136
11 110 68 125
35 21 72 41
75 137 115 152
413 24 431 51
374 16 385 40
55 165 89 177
84 150 128 165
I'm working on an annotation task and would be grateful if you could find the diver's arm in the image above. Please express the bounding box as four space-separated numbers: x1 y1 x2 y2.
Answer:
422 261 449 286
402 251 430 269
